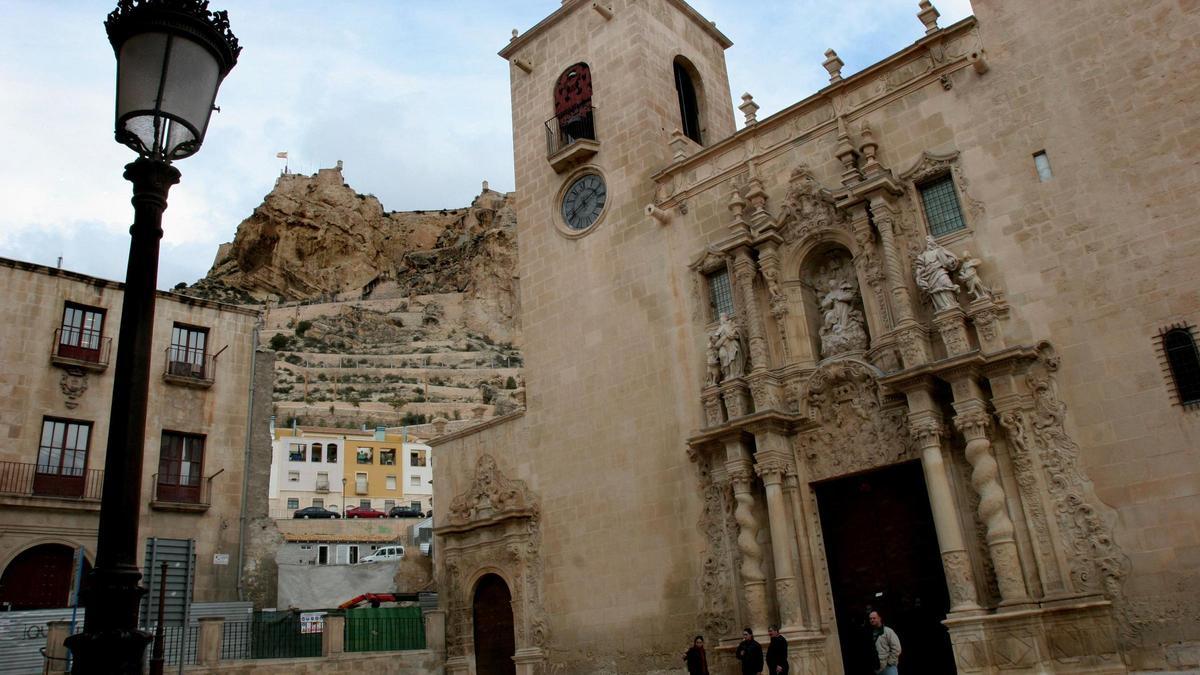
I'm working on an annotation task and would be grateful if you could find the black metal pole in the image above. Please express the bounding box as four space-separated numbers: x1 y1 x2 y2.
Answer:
149 561 167 675
66 157 180 674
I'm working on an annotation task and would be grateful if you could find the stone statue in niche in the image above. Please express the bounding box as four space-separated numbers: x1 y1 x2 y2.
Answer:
914 235 961 311
711 313 746 380
808 254 868 358
957 250 994 302
705 332 721 386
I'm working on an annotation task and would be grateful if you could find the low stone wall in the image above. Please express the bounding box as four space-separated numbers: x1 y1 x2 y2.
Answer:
183 649 442 674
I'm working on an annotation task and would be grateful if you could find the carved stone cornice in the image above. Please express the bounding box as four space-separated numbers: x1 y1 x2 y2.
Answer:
439 454 539 533
879 344 1040 393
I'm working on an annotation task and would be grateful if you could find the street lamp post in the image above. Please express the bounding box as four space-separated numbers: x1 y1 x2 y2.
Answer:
64 2 239 673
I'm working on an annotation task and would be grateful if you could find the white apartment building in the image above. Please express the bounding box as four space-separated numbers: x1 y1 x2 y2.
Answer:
269 425 354 516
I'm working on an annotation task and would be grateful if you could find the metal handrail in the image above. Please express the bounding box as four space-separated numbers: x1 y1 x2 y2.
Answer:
163 346 215 384
545 103 597 156
0 460 104 500
150 471 218 506
52 328 112 366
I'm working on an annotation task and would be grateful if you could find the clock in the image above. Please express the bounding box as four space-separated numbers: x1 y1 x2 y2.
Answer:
560 173 607 231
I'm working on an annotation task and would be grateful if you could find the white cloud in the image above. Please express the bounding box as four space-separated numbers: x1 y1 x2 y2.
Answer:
0 0 975 287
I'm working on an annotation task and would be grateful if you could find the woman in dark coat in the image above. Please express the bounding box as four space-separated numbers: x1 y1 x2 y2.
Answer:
683 635 710 675
735 628 764 675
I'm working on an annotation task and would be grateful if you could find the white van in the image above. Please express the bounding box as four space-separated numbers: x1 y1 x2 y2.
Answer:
360 545 405 563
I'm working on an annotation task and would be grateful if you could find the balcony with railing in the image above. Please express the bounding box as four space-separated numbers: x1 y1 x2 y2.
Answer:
0 461 104 511
151 469 221 513
50 328 112 371
315 479 331 493
163 346 215 388
545 104 598 173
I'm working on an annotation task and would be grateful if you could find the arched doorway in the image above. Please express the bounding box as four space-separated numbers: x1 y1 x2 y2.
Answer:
0 544 88 610
472 573 516 675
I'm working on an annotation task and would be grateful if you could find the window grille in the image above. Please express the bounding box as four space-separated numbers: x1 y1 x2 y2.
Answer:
1159 325 1200 408
707 268 734 319
919 175 967 236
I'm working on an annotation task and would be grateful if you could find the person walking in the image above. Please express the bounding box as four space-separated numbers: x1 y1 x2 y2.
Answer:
682 635 709 675
735 628 764 675
766 624 789 674
869 610 902 675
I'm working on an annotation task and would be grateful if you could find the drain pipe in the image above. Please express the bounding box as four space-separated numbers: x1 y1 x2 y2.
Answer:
236 321 260 601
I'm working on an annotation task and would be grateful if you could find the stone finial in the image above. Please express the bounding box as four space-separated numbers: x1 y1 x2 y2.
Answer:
482 179 490 192
835 120 861 186
739 93 760 126
669 129 690 162
859 122 880 175
336 160 343 170
822 49 844 83
918 1 940 34
511 28 519 41
727 183 746 219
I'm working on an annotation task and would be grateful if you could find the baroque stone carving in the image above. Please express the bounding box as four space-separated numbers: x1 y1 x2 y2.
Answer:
60 367 88 409
695 457 736 639
1026 347 1129 600
806 252 869 358
914 235 961 311
799 360 915 482
777 166 847 243
712 313 746 381
447 454 537 525
997 409 1063 593
958 251 993 302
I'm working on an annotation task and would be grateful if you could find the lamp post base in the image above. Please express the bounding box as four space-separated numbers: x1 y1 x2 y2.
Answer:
65 628 152 675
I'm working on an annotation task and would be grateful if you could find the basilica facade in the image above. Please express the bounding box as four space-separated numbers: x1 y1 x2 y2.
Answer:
431 1 1200 673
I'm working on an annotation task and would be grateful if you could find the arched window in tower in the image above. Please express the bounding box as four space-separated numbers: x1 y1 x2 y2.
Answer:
1160 325 1200 407
673 57 703 144
551 63 594 151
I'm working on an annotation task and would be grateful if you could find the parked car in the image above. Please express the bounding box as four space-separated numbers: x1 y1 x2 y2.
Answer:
388 505 423 518
292 506 340 519
360 545 405 563
345 505 386 519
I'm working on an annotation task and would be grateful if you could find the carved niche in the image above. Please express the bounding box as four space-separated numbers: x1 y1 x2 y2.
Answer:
777 165 849 244
798 359 917 482
438 454 547 666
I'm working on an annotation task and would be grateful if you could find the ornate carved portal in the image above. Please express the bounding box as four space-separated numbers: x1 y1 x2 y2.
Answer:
438 455 547 675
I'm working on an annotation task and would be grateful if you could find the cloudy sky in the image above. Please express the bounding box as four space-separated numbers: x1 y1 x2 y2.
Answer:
0 0 971 289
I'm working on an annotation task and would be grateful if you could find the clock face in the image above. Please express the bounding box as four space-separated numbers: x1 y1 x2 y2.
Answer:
561 173 607 231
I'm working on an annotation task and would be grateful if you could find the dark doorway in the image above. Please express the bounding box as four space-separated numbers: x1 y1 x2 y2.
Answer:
473 573 516 675
0 544 89 610
815 461 956 675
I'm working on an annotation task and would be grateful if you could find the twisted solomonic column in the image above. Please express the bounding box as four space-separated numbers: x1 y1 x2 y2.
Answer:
727 464 769 633
954 402 1030 605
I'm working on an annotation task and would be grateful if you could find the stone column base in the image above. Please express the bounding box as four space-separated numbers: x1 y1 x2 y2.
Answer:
446 655 471 675
944 599 1125 674
513 646 546 675
781 631 836 675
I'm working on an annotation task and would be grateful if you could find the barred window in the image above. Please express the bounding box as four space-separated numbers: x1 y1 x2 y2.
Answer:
1161 326 1200 407
919 175 967 236
707 268 734 319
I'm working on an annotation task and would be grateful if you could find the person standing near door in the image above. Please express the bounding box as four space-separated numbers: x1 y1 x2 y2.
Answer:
735 628 764 675
766 625 789 674
869 610 902 674
682 635 710 675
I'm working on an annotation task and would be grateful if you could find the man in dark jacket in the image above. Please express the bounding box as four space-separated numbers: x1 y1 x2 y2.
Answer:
766 624 789 674
735 628 764 675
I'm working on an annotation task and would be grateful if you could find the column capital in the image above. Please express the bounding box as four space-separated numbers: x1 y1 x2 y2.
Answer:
908 413 944 445
754 456 792 484
952 400 991 439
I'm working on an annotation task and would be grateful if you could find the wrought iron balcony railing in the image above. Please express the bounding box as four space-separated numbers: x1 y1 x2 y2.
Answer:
0 461 104 501
163 346 216 387
545 104 599 172
51 328 112 370
151 470 220 511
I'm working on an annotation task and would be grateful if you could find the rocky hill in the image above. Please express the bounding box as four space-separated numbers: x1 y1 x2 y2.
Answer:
183 164 522 428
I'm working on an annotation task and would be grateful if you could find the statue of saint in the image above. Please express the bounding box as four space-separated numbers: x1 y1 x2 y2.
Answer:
958 250 993 302
705 332 721 386
914 235 961 311
818 279 868 357
712 313 746 380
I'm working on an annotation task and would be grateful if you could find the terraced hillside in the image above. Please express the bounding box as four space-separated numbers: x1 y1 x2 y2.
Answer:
184 165 522 428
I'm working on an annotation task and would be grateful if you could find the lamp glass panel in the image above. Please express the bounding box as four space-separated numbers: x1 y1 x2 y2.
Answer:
116 32 170 151
159 36 220 148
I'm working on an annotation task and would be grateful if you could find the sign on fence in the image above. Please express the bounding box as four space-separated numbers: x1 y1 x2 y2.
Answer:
299 612 325 634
